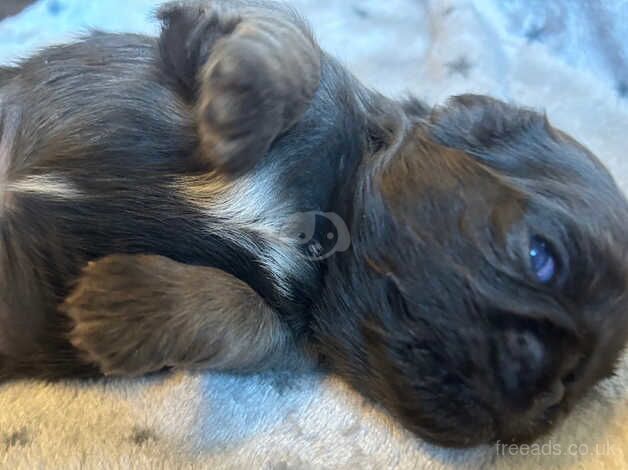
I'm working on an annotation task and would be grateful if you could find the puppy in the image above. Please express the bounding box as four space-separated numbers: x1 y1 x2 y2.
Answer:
1 0 627 448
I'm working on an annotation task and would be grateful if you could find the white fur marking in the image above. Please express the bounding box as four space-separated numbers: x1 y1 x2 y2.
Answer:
8 175 82 199
0 94 19 210
0 95 79 202
0 94 16 183
180 167 310 294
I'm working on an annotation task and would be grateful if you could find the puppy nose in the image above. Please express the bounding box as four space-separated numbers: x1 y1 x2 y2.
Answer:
494 328 579 442
499 330 565 411
499 330 547 400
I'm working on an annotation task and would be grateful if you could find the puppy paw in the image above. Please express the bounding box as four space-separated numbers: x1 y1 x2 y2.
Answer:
158 1 321 175
62 255 178 376
197 38 287 174
197 21 321 175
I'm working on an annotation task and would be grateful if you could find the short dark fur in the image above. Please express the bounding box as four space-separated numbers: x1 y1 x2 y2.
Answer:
1 0 627 448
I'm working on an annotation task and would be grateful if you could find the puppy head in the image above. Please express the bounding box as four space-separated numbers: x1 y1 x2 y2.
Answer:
314 95 628 447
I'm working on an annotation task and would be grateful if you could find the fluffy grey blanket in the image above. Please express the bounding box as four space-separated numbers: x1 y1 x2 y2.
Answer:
0 1 627 468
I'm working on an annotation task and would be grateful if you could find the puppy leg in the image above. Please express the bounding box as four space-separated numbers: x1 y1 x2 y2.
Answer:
158 1 321 175
63 255 308 376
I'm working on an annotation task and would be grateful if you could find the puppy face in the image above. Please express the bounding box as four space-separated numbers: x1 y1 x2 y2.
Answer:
314 95 628 446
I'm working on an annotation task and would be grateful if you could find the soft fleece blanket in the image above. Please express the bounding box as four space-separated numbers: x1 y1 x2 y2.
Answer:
0 1 627 468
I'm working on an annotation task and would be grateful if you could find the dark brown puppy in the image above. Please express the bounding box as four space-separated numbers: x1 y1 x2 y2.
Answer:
1 0 628 448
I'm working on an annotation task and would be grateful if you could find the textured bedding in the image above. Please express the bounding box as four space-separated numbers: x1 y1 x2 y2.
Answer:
0 1 627 468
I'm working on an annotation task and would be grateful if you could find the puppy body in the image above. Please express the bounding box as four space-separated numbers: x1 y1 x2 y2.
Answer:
0 20 363 376
1 0 628 448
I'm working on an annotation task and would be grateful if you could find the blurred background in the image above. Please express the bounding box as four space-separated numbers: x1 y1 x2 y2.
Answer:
0 0 627 177
1 0 626 98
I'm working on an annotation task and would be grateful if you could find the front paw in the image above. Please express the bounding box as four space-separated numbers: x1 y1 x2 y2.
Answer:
62 255 176 376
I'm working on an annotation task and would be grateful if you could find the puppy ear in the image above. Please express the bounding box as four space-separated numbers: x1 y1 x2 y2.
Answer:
157 1 321 176
428 94 548 151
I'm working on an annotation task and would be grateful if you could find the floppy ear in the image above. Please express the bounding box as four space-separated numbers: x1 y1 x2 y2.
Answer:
157 0 321 175
426 94 612 188
428 94 548 151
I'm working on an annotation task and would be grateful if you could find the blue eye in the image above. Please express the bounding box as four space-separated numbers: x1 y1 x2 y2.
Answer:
529 236 557 283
